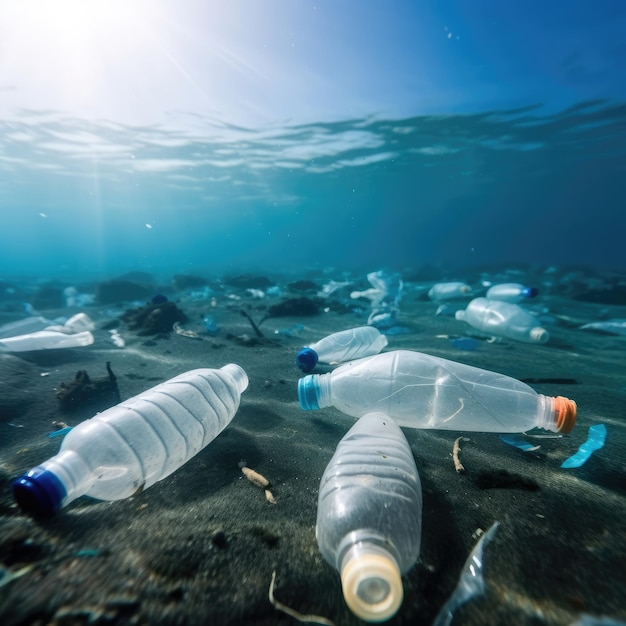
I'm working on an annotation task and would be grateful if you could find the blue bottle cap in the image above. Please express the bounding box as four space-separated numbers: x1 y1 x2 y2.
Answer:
12 467 66 518
295 348 319 372
298 375 320 410
522 287 539 298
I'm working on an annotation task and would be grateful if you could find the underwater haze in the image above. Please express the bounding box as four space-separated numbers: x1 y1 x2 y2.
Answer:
1 0 625 279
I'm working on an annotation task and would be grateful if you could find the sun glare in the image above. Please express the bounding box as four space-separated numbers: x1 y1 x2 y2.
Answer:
0 0 158 110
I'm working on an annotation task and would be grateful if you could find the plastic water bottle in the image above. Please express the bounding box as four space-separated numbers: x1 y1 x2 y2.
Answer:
316 412 422 622
13 364 249 517
0 330 94 352
298 350 576 434
455 297 549 344
485 283 538 304
427 282 472 302
296 326 388 372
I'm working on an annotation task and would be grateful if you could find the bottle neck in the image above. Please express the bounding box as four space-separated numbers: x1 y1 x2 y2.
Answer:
41 449 95 508
338 532 403 622
315 372 333 409
536 395 558 432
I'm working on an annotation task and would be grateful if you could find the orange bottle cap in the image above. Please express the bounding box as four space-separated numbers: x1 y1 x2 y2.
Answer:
553 396 577 434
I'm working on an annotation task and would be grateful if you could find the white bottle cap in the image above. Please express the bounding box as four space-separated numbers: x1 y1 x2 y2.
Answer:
340 552 403 622
529 327 550 343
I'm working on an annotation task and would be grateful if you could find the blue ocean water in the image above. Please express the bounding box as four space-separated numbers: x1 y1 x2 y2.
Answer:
1 100 625 280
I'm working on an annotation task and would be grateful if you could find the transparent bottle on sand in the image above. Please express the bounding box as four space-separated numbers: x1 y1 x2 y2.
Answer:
298 350 576 434
13 364 248 517
296 326 388 372
427 282 472 302
455 297 549 344
316 412 422 622
485 283 538 304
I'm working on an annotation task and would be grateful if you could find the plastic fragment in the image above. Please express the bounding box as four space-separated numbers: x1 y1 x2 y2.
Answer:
561 424 607 469
48 426 73 438
433 521 500 626
451 337 479 351
500 434 541 452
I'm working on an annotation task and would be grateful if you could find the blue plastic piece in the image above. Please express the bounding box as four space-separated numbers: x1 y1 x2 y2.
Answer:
298 375 320 410
451 337 479 351
523 287 539 299
47 426 73 438
500 434 540 452
296 348 319 372
561 424 607 469
202 316 220 336
12 467 67 518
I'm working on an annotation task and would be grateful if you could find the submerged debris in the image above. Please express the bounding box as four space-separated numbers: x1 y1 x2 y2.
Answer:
172 322 202 339
56 362 120 414
561 424 607 469
239 461 276 504
269 570 335 626
261 297 321 323
433 521 500 626
121 300 187 336
452 437 469 473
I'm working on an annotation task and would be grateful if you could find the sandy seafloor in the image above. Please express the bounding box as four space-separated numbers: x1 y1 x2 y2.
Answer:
0 266 625 626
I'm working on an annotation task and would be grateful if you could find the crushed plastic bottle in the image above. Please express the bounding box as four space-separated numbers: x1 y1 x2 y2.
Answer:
455 298 549 344
351 271 403 328
298 350 577 434
13 364 248 517
316 412 422 622
296 326 388 372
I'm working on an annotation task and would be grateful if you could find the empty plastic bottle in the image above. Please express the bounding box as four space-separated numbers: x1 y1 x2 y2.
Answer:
428 282 472 302
455 297 549 344
485 283 538 304
13 364 248 517
316 412 422 622
298 350 576 434
0 329 94 352
296 326 388 372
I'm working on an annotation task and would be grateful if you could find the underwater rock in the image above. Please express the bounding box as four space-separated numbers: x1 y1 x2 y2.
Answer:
95 279 154 305
121 301 188 335
32 283 65 309
56 362 121 414
287 279 319 293
0 354 38 421
223 274 276 290
172 274 209 291
262 297 321 321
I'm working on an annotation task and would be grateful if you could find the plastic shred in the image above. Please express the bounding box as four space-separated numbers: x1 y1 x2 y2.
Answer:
561 424 607 469
500 434 541 452
433 521 500 626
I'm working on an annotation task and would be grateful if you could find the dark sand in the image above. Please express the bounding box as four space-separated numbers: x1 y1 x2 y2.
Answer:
1 270 625 626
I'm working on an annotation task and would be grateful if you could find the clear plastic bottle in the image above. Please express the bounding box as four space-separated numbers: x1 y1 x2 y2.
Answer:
485 283 538 304
455 297 549 344
316 412 422 622
298 350 576 434
13 364 249 517
296 326 388 372
427 282 472 302
0 329 94 352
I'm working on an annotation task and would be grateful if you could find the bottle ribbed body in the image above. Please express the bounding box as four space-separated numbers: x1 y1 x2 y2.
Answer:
316 412 422 621
14 365 248 515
